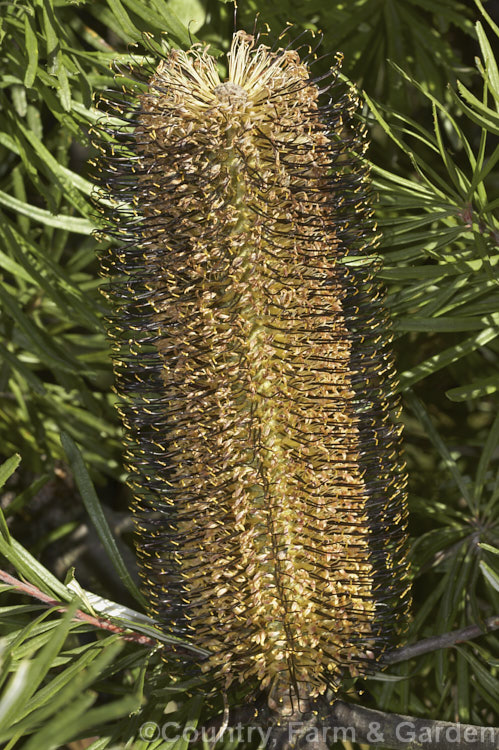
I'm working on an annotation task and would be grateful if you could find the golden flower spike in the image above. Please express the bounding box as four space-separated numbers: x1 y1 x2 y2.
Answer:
94 28 411 711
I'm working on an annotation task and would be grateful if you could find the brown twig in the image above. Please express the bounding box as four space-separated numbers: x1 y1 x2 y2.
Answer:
327 700 499 750
0 569 157 646
384 614 499 665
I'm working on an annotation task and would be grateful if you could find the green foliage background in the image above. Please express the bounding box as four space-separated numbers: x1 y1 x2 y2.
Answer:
0 0 498 747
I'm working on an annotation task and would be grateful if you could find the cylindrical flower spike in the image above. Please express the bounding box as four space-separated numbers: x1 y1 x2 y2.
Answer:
94 29 410 704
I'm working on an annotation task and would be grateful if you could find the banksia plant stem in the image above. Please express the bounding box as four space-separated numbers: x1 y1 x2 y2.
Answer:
94 30 410 707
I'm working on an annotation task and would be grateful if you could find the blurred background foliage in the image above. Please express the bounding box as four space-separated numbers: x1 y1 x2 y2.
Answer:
0 0 498 748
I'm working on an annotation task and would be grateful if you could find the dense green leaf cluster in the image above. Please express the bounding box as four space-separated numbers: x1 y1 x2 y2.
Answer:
0 0 498 748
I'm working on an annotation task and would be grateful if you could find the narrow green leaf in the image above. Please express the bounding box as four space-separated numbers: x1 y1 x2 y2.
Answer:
23 14 38 89
0 220 102 331
467 115 489 208
0 661 31 731
148 0 203 47
16 120 91 216
480 561 499 593
474 0 499 37
0 192 93 234
456 650 470 722
11 85 28 118
165 0 204 34
40 0 59 57
408 565 450 632
2 613 62 662
17 648 104 723
16 639 124 743
45 692 139 746
431 101 465 196
395 315 495 333
471 142 499 194
60 432 147 608
20 693 96 750
446 376 499 402
0 533 73 603
474 411 499 503
479 543 499 555
372 670 413 683
56 51 71 112
405 391 473 507
85 739 112 750
398 327 499 392
458 646 499 700
472 677 499 716
389 59 477 171
380 249 499 282
0 344 47 396
365 91 417 160
476 21 499 98
0 284 80 374
107 0 141 39
0 508 10 545
0 247 34 283
0 602 78 732
454 81 499 136
441 548 469 633
3 475 50 518
372 162 435 195
0 455 21 490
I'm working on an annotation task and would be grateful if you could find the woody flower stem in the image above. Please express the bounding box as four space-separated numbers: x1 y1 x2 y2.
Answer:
325 702 499 750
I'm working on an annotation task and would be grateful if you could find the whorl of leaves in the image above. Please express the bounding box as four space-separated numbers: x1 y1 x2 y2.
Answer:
93 30 410 702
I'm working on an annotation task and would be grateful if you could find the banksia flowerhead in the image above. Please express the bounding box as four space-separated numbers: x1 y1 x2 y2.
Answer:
95 30 410 703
